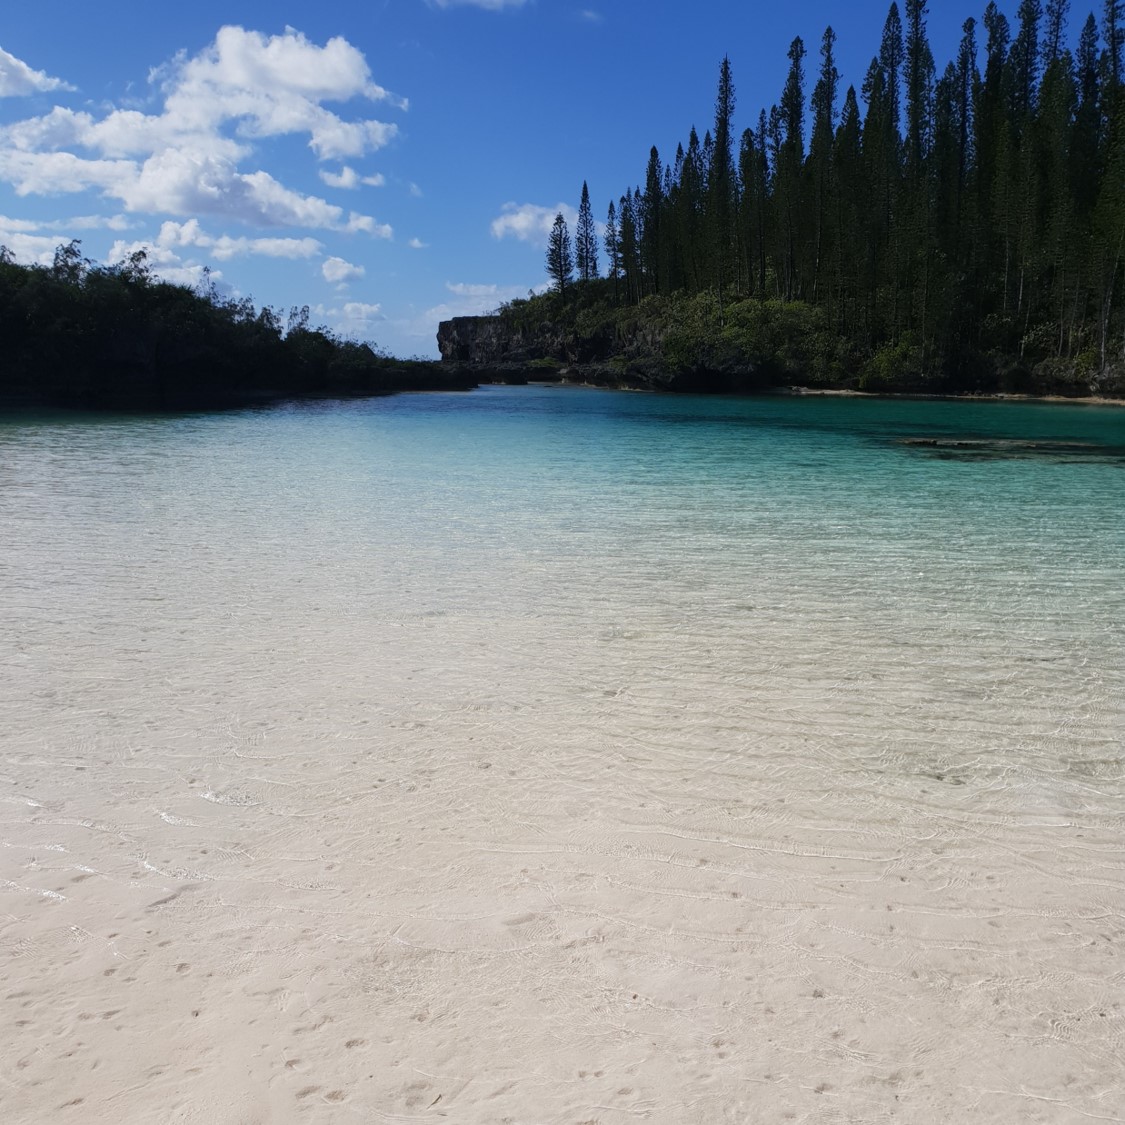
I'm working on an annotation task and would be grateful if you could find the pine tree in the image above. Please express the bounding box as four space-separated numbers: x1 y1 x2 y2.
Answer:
1043 0 1069 67
618 191 640 304
833 86 865 335
778 37 806 298
604 200 620 303
545 213 574 298
679 128 706 292
1073 13 1102 220
1105 2 1125 154
1105 1 1124 98
880 3 906 139
641 148 664 294
810 27 840 303
1011 1 1043 120
575 181 598 282
708 56 737 307
904 0 935 178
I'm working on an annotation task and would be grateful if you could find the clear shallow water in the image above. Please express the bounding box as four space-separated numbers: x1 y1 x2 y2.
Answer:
1 388 1123 1123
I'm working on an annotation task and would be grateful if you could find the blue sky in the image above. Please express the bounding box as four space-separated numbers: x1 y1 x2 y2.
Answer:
1 1 1051 357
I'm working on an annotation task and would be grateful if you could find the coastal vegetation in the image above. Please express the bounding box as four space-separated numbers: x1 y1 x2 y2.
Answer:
489 0 1125 396
0 242 471 410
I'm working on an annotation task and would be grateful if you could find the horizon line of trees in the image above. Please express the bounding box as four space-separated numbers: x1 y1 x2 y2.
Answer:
543 0 1125 376
0 241 465 408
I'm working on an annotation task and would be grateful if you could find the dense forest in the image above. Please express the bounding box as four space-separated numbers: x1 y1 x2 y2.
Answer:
500 0 1125 394
0 243 471 410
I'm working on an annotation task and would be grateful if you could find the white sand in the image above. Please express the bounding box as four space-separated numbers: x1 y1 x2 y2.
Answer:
3 599 1123 1124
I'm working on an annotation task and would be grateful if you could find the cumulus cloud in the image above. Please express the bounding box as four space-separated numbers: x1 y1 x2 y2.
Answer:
313 300 384 338
408 237 428 249
320 165 359 189
105 237 221 289
344 211 393 237
99 219 319 285
149 218 322 260
0 27 401 233
319 166 386 190
0 213 131 264
321 256 365 284
0 225 66 264
0 46 74 97
491 202 579 246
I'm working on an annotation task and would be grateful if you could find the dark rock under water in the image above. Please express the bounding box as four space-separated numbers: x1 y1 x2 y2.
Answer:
898 437 1125 460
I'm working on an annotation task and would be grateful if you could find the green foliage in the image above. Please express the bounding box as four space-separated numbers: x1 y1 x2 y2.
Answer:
860 337 925 390
546 212 574 296
0 246 462 410
566 2 1124 392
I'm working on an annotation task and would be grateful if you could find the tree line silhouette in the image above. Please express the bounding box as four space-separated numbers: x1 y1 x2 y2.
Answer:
0 242 470 410
532 0 1124 392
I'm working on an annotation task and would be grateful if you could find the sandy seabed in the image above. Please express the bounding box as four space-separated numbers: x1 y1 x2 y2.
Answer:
3 592 1123 1125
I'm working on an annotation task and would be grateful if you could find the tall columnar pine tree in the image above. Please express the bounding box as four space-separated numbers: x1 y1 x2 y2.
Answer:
591 7 1124 376
641 148 664 295
778 36 806 299
618 191 640 304
1043 0 1070 66
708 56 737 312
575 181 599 282
546 213 574 298
904 0 935 179
1011 1 1044 122
1104 1 1125 159
604 200 620 303
880 3 906 140
810 27 840 304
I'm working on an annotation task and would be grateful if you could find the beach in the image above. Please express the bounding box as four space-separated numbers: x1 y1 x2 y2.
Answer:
3 389 1123 1122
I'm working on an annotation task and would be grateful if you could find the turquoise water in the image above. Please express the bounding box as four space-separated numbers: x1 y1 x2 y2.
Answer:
2 387 1123 1123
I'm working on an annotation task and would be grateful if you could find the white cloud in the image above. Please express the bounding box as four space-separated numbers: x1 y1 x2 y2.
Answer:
318 166 386 190
393 280 531 343
0 46 74 97
313 300 384 338
345 211 393 237
0 213 135 265
0 227 66 264
579 10 604 23
491 202 578 246
211 234 321 260
105 238 219 289
52 213 133 231
342 300 382 321
408 182 423 198
0 214 43 234
107 219 321 273
408 237 428 249
322 256 365 284
320 165 359 189
445 282 510 299
0 27 402 232
429 0 528 9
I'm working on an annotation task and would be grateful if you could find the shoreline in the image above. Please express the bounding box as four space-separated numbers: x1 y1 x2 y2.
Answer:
765 384 1125 407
